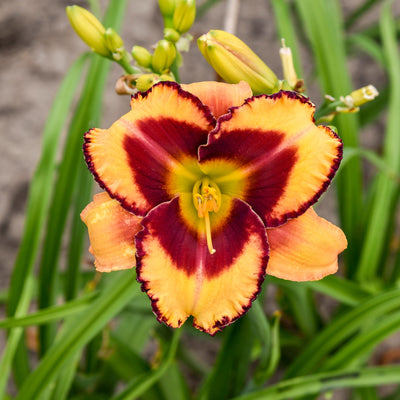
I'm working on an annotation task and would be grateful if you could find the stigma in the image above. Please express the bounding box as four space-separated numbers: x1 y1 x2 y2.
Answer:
192 177 221 255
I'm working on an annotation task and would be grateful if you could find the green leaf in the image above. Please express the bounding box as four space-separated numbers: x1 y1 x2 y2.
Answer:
198 317 255 400
111 329 182 400
0 276 34 399
38 0 130 354
232 365 400 400
285 287 400 377
16 272 139 400
3 54 88 394
0 292 97 329
357 0 400 282
294 0 363 273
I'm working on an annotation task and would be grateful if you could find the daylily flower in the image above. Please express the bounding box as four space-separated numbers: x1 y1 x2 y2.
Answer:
81 81 347 335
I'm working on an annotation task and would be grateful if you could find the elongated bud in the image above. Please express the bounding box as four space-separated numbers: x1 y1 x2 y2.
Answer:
104 28 125 60
341 85 379 108
164 28 181 43
66 5 110 57
172 0 196 34
158 0 177 18
198 30 278 95
135 74 160 92
152 39 177 73
132 45 153 68
279 39 298 89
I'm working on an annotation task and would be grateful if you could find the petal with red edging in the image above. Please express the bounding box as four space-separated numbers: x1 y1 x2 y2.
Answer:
84 82 215 216
199 91 342 227
81 192 142 272
181 81 252 118
266 207 347 281
135 197 268 335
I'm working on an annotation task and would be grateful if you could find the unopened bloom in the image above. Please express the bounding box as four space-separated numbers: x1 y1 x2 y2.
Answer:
132 46 153 68
104 28 125 61
198 30 278 95
81 81 347 334
152 39 177 73
340 85 379 110
66 5 110 57
172 0 196 34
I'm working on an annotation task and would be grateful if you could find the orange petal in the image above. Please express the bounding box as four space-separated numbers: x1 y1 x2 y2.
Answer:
84 82 214 216
266 208 347 281
136 197 268 335
199 91 342 227
181 81 252 118
80 192 142 272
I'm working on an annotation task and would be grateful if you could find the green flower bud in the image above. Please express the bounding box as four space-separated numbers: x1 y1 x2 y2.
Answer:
152 39 177 73
158 0 177 18
172 0 196 34
279 40 298 89
135 74 159 92
164 28 181 43
104 28 125 60
132 45 153 68
342 85 379 108
198 30 278 95
66 5 110 57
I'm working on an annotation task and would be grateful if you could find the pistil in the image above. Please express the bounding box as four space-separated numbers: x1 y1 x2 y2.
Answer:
192 178 221 255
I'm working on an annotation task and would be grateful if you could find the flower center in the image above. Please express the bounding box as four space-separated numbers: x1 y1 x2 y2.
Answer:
192 177 221 255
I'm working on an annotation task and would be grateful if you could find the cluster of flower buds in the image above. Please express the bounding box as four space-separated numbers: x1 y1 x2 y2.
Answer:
66 6 129 62
313 85 379 123
66 1 197 94
158 0 196 33
67 2 379 115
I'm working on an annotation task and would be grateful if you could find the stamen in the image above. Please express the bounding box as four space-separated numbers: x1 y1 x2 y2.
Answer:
192 177 221 255
204 212 216 254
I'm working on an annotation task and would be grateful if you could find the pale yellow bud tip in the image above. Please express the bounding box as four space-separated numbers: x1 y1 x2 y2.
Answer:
341 85 379 108
279 39 298 89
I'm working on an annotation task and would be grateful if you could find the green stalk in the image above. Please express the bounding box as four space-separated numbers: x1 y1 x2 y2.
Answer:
0 276 34 399
294 0 364 274
356 0 400 282
38 0 129 354
4 54 88 391
111 329 182 400
16 272 139 400
232 365 400 400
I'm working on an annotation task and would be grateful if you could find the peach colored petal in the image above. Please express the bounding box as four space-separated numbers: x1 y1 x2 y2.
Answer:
266 208 347 281
81 192 142 272
181 81 252 118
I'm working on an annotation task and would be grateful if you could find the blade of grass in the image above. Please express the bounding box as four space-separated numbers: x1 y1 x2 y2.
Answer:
322 310 400 371
3 54 88 392
347 33 385 67
305 275 372 306
0 276 34 400
64 167 94 301
285 287 400 377
111 329 182 400
6 53 88 317
357 0 400 282
37 53 109 354
0 292 97 329
345 0 381 29
198 317 255 400
16 271 139 400
294 0 363 274
232 365 400 400
38 0 129 354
